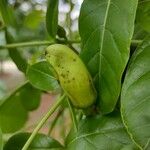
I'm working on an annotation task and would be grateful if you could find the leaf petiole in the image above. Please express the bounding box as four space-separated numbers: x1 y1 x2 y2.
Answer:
21 93 66 150
47 107 64 135
67 98 78 132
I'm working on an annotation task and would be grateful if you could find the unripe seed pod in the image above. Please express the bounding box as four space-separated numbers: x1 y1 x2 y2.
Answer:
45 44 97 108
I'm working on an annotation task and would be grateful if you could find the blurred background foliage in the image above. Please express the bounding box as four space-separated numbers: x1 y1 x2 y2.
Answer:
0 0 82 70
0 0 82 92
0 0 83 144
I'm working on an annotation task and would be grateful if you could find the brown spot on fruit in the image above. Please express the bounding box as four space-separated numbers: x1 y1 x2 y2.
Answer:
61 73 65 78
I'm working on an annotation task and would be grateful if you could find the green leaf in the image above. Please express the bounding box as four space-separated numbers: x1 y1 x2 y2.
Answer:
26 61 60 92
0 95 28 133
4 133 64 150
5 29 28 73
66 113 137 150
136 0 150 32
0 0 17 27
0 128 3 150
79 0 138 114
46 0 59 39
20 83 41 111
121 36 150 149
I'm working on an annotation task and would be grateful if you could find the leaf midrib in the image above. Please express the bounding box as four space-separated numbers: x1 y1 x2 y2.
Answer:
68 126 124 146
30 67 57 80
99 0 111 89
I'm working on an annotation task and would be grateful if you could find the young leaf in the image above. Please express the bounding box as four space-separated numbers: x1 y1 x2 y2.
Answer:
5 29 28 73
20 83 41 111
66 113 137 150
26 61 60 92
4 133 64 150
79 0 138 114
46 0 59 39
0 95 28 133
121 36 150 149
0 128 3 150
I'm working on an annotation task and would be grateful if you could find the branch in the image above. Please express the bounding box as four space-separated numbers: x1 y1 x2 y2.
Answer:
0 40 141 50
0 41 54 49
47 107 64 135
0 39 81 50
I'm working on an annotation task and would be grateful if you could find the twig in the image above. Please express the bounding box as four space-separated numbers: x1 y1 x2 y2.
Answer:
21 94 66 150
67 99 78 132
0 40 141 50
47 107 64 135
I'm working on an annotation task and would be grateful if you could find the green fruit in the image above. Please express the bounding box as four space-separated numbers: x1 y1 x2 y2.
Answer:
45 44 97 108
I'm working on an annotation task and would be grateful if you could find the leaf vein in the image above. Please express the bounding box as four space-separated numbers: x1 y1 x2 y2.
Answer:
30 67 57 80
99 0 111 93
68 126 124 146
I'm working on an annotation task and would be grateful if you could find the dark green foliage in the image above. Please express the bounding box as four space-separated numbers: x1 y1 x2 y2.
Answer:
4 133 64 150
5 29 28 73
46 0 59 39
121 36 150 149
20 83 41 111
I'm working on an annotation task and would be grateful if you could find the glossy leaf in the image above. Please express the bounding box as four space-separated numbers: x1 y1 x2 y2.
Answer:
121 37 150 149
136 0 150 32
79 0 138 114
0 128 3 150
66 113 137 150
5 29 28 73
0 95 28 133
46 0 59 39
20 83 41 111
26 61 60 92
4 133 64 150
